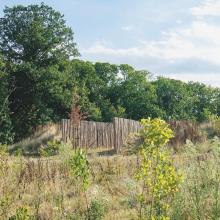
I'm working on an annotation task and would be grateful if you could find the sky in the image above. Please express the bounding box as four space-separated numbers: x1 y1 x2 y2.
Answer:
1 0 220 87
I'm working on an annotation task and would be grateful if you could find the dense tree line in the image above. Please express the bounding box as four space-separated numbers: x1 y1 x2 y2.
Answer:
0 3 220 144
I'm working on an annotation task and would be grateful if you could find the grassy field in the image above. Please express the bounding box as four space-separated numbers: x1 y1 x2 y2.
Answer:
1 137 220 220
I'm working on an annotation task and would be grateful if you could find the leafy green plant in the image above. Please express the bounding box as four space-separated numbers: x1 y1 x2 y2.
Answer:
13 147 24 156
87 199 107 220
0 196 11 219
39 140 61 157
136 118 183 219
69 149 90 190
0 144 8 154
9 206 32 220
68 149 91 218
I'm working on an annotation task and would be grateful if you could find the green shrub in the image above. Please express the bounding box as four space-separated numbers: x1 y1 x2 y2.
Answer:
136 118 183 219
69 149 90 190
13 148 24 156
9 207 33 220
0 144 8 154
39 140 61 157
87 199 107 220
0 196 11 219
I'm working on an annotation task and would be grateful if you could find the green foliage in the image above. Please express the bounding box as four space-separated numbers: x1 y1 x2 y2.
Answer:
210 116 220 137
154 78 220 122
87 199 108 220
0 56 14 144
70 60 103 121
9 207 32 220
0 196 11 219
188 82 219 122
0 3 79 64
140 118 174 147
0 3 79 140
39 140 61 157
0 144 8 154
69 149 90 190
118 66 163 120
154 78 195 120
136 118 183 219
13 148 24 156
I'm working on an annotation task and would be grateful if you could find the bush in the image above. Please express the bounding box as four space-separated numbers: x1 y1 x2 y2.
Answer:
39 140 61 157
9 207 32 220
87 199 107 220
68 149 90 190
0 144 8 154
0 196 11 219
136 118 183 219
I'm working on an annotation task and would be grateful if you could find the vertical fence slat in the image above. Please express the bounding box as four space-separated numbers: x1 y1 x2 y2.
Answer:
61 117 142 152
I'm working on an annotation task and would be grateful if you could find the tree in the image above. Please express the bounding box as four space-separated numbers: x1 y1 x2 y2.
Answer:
70 60 125 122
94 62 118 86
94 62 125 121
0 3 79 139
70 60 102 121
188 82 219 121
0 55 14 144
0 3 79 65
118 65 163 120
154 77 195 120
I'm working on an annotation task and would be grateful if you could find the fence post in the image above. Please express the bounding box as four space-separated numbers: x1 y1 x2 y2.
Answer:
113 117 119 153
61 119 66 143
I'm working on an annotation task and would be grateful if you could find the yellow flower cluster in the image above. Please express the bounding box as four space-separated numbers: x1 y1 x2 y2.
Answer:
140 118 174 148
136 118 183 219
152 216 170 220
136 148 182 200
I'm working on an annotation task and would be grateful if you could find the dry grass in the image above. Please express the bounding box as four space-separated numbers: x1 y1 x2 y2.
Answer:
9 123 60 156
0 147 139 219
2 138 220 219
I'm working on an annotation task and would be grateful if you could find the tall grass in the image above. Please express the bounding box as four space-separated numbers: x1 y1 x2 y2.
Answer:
1 138 220 219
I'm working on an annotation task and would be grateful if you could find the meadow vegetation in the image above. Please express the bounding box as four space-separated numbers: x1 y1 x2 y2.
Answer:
1 119 220 220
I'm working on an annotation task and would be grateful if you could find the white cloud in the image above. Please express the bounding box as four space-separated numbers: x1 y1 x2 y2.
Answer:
82 20 220 64
191 0 220 17
176 19 182 24
164 73 220 88
81 0 220 87
121 25 134 31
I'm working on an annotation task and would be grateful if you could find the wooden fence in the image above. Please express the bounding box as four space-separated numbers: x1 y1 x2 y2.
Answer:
113 117 142 153
61 117 142 152
61 117 205 153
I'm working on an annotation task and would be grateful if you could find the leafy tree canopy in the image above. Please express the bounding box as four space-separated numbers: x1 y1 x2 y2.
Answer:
0 3 79 65
0 3 79 140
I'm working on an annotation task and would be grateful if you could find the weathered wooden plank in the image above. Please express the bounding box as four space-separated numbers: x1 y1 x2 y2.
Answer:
61 117 143 151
